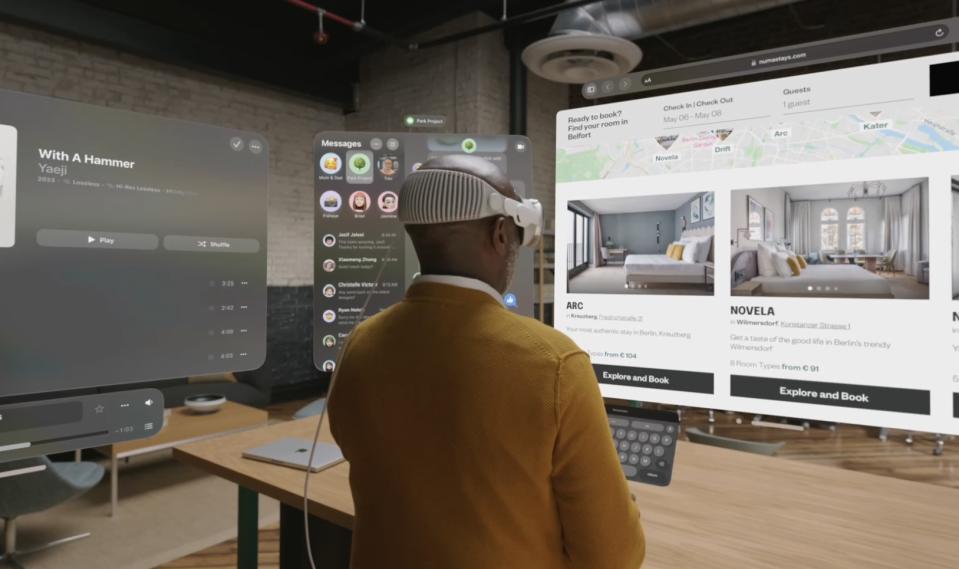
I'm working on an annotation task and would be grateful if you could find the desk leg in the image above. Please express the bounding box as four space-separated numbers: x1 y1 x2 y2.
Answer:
110 454 118 518
279 503 351 569
238 486 259 569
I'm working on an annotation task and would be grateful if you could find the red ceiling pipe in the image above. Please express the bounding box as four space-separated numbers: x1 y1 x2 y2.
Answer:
286 0 361 28
286 0 404 47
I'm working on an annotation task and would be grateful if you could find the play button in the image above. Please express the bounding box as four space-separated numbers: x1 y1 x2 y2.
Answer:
36 229 159 250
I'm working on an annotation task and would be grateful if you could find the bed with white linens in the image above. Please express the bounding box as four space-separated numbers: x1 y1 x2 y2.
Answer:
730 248 894 298
624 229 713 289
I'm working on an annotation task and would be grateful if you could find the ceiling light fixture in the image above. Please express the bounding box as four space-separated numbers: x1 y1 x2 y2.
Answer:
848 180 887 199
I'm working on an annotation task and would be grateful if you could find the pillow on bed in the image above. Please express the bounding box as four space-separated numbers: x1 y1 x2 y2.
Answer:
797 255 808 269
786 256 802 276
670 244 685 260
681 240 699 263
666 243 677 258
773 251 796 278
694 235 712 263
757 242 778 277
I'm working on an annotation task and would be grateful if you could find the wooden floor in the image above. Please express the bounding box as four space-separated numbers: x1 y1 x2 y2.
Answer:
160 402 958 568
880 270 929 299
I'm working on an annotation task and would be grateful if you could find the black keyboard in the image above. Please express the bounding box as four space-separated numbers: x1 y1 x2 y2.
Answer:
606 405 679 487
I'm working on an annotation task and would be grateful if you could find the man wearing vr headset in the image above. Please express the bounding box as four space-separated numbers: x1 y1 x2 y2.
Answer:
329 155 645 569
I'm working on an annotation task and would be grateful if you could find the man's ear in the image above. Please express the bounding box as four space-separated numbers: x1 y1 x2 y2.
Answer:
490 216 511 255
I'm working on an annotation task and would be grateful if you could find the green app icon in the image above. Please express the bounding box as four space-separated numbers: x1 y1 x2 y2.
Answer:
349 153 371 174
461 138 477 153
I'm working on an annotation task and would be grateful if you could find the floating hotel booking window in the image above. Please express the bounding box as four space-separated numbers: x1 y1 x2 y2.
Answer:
555 50 959 435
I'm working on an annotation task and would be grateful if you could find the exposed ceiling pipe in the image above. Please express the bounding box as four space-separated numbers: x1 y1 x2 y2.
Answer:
412 0 601 50
285 0 399 47
550 0 803 40
524 0 804 83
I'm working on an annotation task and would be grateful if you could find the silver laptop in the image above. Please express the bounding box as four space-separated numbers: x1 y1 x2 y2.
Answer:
242 437 345 472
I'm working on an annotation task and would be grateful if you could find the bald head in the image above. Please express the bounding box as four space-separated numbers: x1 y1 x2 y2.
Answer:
402 154 521 294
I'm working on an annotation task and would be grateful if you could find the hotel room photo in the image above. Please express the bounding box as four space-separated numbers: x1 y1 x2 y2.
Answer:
730 177 929 299
567 191 715 296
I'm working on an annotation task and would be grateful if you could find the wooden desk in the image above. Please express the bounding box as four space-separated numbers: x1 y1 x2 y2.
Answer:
175 417 959 569
607 247 628 265
828 253 884 272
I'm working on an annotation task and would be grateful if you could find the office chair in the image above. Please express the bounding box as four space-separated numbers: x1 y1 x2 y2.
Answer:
0 456 104 568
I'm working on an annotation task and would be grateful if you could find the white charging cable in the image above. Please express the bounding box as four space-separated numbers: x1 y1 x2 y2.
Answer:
302 248 393 569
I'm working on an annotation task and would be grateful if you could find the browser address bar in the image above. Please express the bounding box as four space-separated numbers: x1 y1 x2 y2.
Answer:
584 18 958 99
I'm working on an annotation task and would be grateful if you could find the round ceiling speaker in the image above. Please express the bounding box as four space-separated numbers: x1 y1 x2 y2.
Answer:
522 33 642 84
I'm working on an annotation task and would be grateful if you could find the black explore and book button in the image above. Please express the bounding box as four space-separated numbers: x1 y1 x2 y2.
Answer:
731 375 930 415
953 393 959 419
594 364 714 394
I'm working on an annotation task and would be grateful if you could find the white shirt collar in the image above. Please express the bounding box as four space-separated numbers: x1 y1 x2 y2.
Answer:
413 274 504 306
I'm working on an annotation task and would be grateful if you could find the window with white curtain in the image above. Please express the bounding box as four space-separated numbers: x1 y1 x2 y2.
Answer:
846 206 865 250
821 207 839 250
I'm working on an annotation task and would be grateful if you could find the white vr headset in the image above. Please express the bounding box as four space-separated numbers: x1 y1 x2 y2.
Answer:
398 167 543 248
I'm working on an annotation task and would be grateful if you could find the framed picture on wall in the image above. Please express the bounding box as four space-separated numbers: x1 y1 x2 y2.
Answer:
691 197 701 223
764 207 775 242
747 196 763 240
702 192 715 220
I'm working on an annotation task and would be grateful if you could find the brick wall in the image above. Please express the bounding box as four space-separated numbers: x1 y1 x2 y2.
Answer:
526 73 569 233
346 13 567 229
0 21 344 287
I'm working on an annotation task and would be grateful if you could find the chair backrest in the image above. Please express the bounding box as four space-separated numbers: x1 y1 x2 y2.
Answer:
0 456 78 517
685 428 785 456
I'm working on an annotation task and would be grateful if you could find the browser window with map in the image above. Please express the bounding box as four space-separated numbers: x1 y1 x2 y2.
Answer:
555 50 959 435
